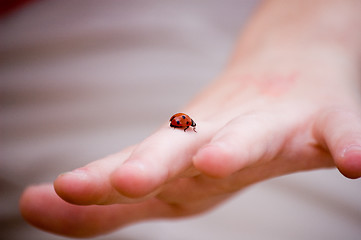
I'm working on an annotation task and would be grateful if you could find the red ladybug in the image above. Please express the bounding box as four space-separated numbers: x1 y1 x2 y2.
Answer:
169 113 196 132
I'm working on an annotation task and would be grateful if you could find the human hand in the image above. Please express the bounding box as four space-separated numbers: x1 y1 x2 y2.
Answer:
20 46 361 237
20 0 361 237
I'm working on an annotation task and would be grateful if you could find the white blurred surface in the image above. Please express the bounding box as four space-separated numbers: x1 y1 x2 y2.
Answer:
1 1 360 239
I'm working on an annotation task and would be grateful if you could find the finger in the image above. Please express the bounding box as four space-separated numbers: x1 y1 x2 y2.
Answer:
193 112 286 178
111 123 213 198
314 107 361 179
20 184 172 238
54 147 142 205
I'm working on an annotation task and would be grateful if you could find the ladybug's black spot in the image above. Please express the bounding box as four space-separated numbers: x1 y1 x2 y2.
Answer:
182 115 186 119
176 120 181 125
186 121 189 125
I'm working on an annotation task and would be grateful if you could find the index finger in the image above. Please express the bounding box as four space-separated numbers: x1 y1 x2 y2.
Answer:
111 122 214 199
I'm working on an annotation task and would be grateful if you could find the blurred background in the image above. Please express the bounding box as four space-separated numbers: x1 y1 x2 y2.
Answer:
1 0 360 239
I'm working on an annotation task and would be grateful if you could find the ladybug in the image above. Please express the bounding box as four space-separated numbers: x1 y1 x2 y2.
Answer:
169 113 196 132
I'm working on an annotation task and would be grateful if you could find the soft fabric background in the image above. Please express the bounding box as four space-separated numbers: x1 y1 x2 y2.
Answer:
1 1 360 239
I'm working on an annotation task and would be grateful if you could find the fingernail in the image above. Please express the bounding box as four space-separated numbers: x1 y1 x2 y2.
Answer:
126 162 147 171
339 145 361 179
341 145 361 158
58 168 90 180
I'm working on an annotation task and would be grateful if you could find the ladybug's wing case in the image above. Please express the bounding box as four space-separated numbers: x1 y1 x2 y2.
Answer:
169 113 193 128
170 119 184 128
170 116 182 127
169 113 196 132
170 113 182 121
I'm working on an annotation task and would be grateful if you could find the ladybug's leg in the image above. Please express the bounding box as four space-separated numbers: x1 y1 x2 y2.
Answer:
183 126 189 132
192 127 197 133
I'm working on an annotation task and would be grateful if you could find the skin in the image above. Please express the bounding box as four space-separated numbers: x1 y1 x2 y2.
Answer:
20 0 361 238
